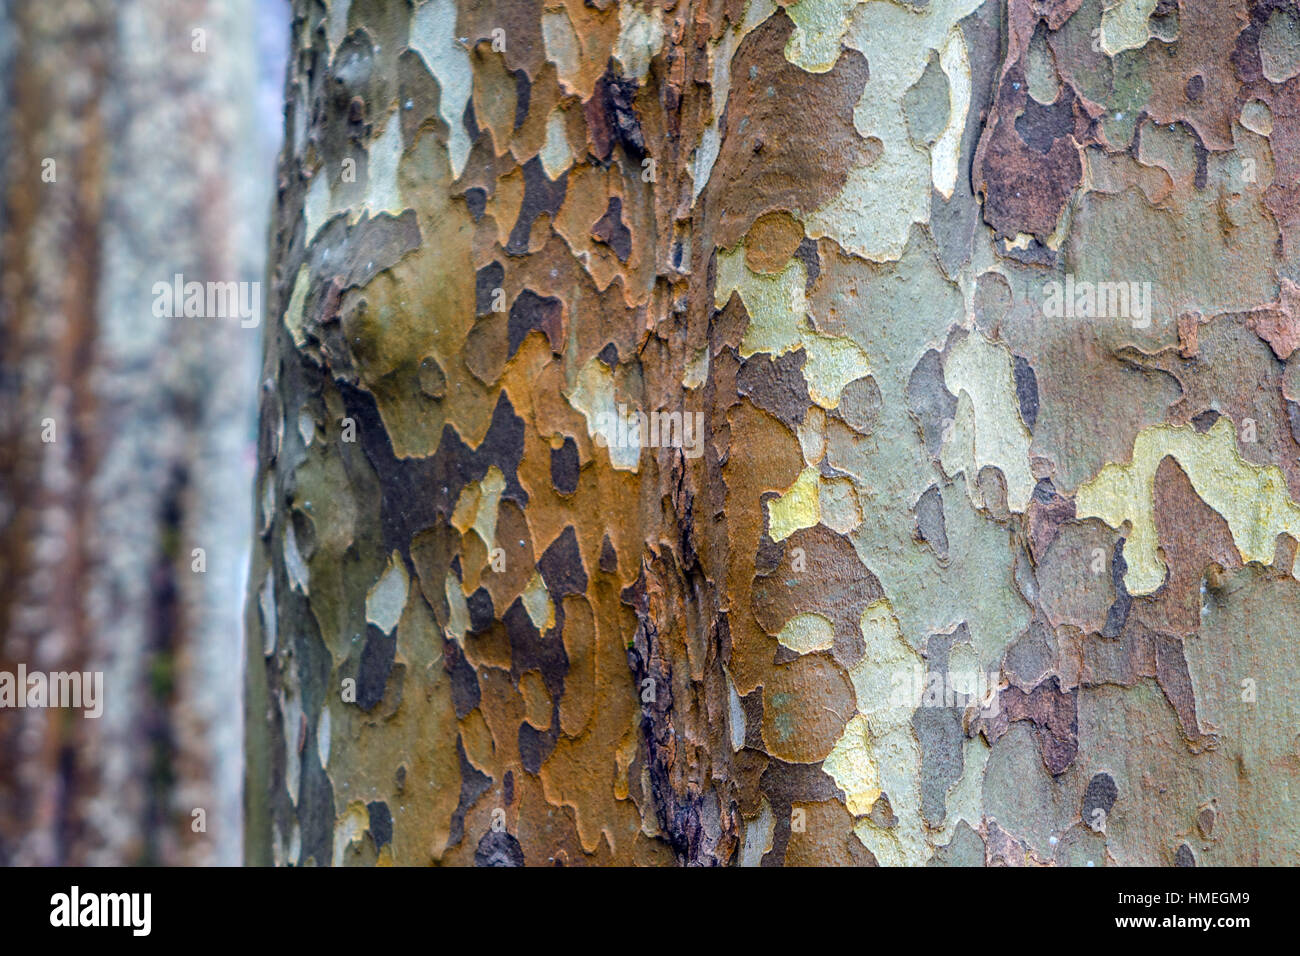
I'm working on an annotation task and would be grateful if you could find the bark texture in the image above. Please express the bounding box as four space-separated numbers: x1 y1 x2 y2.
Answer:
250 0 1300 865
0 0 269 865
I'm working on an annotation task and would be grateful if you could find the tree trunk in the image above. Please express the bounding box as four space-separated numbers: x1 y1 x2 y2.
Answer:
249 0 1300 866
0 0 270 865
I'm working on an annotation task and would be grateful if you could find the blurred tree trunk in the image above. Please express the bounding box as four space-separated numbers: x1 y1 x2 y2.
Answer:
0 0 270 865
250 0 1300 866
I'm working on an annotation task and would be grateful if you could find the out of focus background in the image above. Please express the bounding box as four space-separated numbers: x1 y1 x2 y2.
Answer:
0 0 288 864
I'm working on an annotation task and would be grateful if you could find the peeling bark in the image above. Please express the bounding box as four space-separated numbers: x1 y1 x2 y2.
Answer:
251 0 1300 866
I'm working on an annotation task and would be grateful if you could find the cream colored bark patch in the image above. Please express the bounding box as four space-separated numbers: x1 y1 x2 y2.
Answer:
818 476 862 534
332 801 369 867
566 358 640 471
1076 418 1300 595
784 0 860 73
768 462 859 544
614 3 665 80
838 597 988 865
683 347 710 389
522 572 556 631
776 612 836 654
725 668 746 752
327 0 351 58
823 715 881 815
283 265 310 348
714 244 870 408
801 0 984 262
932 29 970 200
297 410 315 447
767 465 821 542
542 9 582 95
302 109 404 246
848 600 919 731
363 113 405 218
365 551 409 636
539 109 573 181
832 599 925 864
473 467 505 547
740 798 775 866
1261 7 1300 83
451 465 505 550
284 522 310 595
797 405 827 464
1100 0 1157 56
410 0 472 178
445 572 470 641
317 707 331 770
940 332 1035 513
303 171 332 247
1241 99 1274 137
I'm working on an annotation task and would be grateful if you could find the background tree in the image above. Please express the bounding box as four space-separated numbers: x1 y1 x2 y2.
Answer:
0 0 276 865
249 0 1300 865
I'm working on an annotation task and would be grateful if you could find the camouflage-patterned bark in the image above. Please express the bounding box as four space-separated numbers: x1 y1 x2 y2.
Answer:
0 0 266 864
249 0 1300 865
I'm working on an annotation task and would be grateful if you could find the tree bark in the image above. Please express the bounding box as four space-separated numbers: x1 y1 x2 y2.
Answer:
249 0 1300 865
